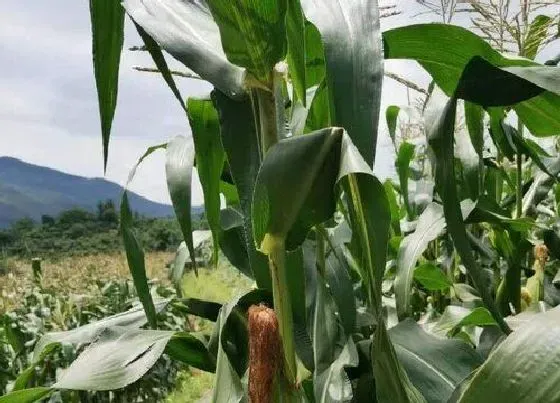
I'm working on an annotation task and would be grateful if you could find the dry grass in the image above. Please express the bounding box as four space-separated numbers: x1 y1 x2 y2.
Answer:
0 252 173 312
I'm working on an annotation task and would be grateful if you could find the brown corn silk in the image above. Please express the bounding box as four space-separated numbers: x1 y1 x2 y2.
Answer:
248 304 280 403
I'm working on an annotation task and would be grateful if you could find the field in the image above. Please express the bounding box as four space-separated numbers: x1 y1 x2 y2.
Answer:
0 252 253 401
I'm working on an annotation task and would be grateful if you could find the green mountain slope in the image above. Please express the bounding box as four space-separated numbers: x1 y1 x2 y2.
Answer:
0 157 182 227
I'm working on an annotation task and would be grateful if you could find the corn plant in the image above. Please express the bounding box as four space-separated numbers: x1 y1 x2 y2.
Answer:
4 0 560 402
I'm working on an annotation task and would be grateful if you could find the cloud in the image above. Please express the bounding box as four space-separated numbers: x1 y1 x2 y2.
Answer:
0 0 474 205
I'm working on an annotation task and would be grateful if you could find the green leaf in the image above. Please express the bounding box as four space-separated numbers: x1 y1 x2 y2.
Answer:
89 0 125 170
313 275 357 402
212 91 271 289
386 105 400 145
464 102 484 158
252 128 341 250
414 263 452 291
383 24 560 135
301 0 384 166
133 22 187 113
324 245 356 335
396 142 416 218
525 15 553 60
286 0 306 105
188 98 225 267
121 192 158 329
166 135 197 274
390 319 483 403
425 90 509 333
165 332 216 372
395 202 446 319
53 327 172 390
384 180 402 236
123 0 246 99
458 307 560 402
13 343 60 391
218 208 253 279
453 307 497 330
207 0 287 82
33 301 168 359
0 387 52 403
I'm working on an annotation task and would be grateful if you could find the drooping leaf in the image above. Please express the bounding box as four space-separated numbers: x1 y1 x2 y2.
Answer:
414 263 452 291
383 24 560 135
207 0 287 82
525 15 553 60
390 319 483 403
188 98 225 266
166 135 197 274
89 0 125 170
286 0 306 105
123 0 246 99
396 142 416 218
121 192 158 328
219 208 253 278
53 327 172 390
458 307 560 402
33 301 168 360
464 102 484 158
395 202 446 319
324 245 356 335
425 90 509 333
301 0 384 166
212 90 271 289
133 22 187 113
0 387 52 403
386 105 400 145
164 332 216 371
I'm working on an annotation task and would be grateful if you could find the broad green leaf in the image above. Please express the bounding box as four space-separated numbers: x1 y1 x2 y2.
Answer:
458 307 560 402
0 387 52 403
53 327 172 390
175 297 223 322
169 241 189 294
123 0 245 99
384 180 402 236
121 192 158 328
218 208 253 279
488 108 515 160
525 15 553 60
286 0 306 105
166 135 197 274
374 316 427 403
464 102 483 158
383 24 560 135
89 0 124 170
207 0 287 82
212 91 270 289
465 197 535 232
164 332 216 372
133 22 187 113
301 0 384 166
386 105 400 145
325 245 356 335
313 275 357 402
188 98 225 266
390 319 483 403
252 129 420 400
395 202 446 319
425 90 509 333
253 128 341 250
33 301 168 360
414 263 452 291
522 157 560 216
396 142 415 218
211 300 245 403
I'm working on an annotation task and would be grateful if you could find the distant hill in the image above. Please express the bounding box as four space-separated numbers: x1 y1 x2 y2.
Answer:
0 157 199 227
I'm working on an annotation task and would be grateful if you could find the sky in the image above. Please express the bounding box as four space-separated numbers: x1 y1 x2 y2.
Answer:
0 1 556 206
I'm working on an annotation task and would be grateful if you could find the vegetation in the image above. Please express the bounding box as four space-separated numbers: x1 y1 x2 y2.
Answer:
0 201 207 258
3 0 560 402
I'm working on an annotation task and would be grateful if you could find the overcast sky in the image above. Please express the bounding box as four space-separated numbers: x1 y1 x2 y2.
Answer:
0 1 555 206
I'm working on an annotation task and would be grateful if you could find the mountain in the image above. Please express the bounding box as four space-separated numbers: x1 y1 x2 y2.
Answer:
0 157 181 227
